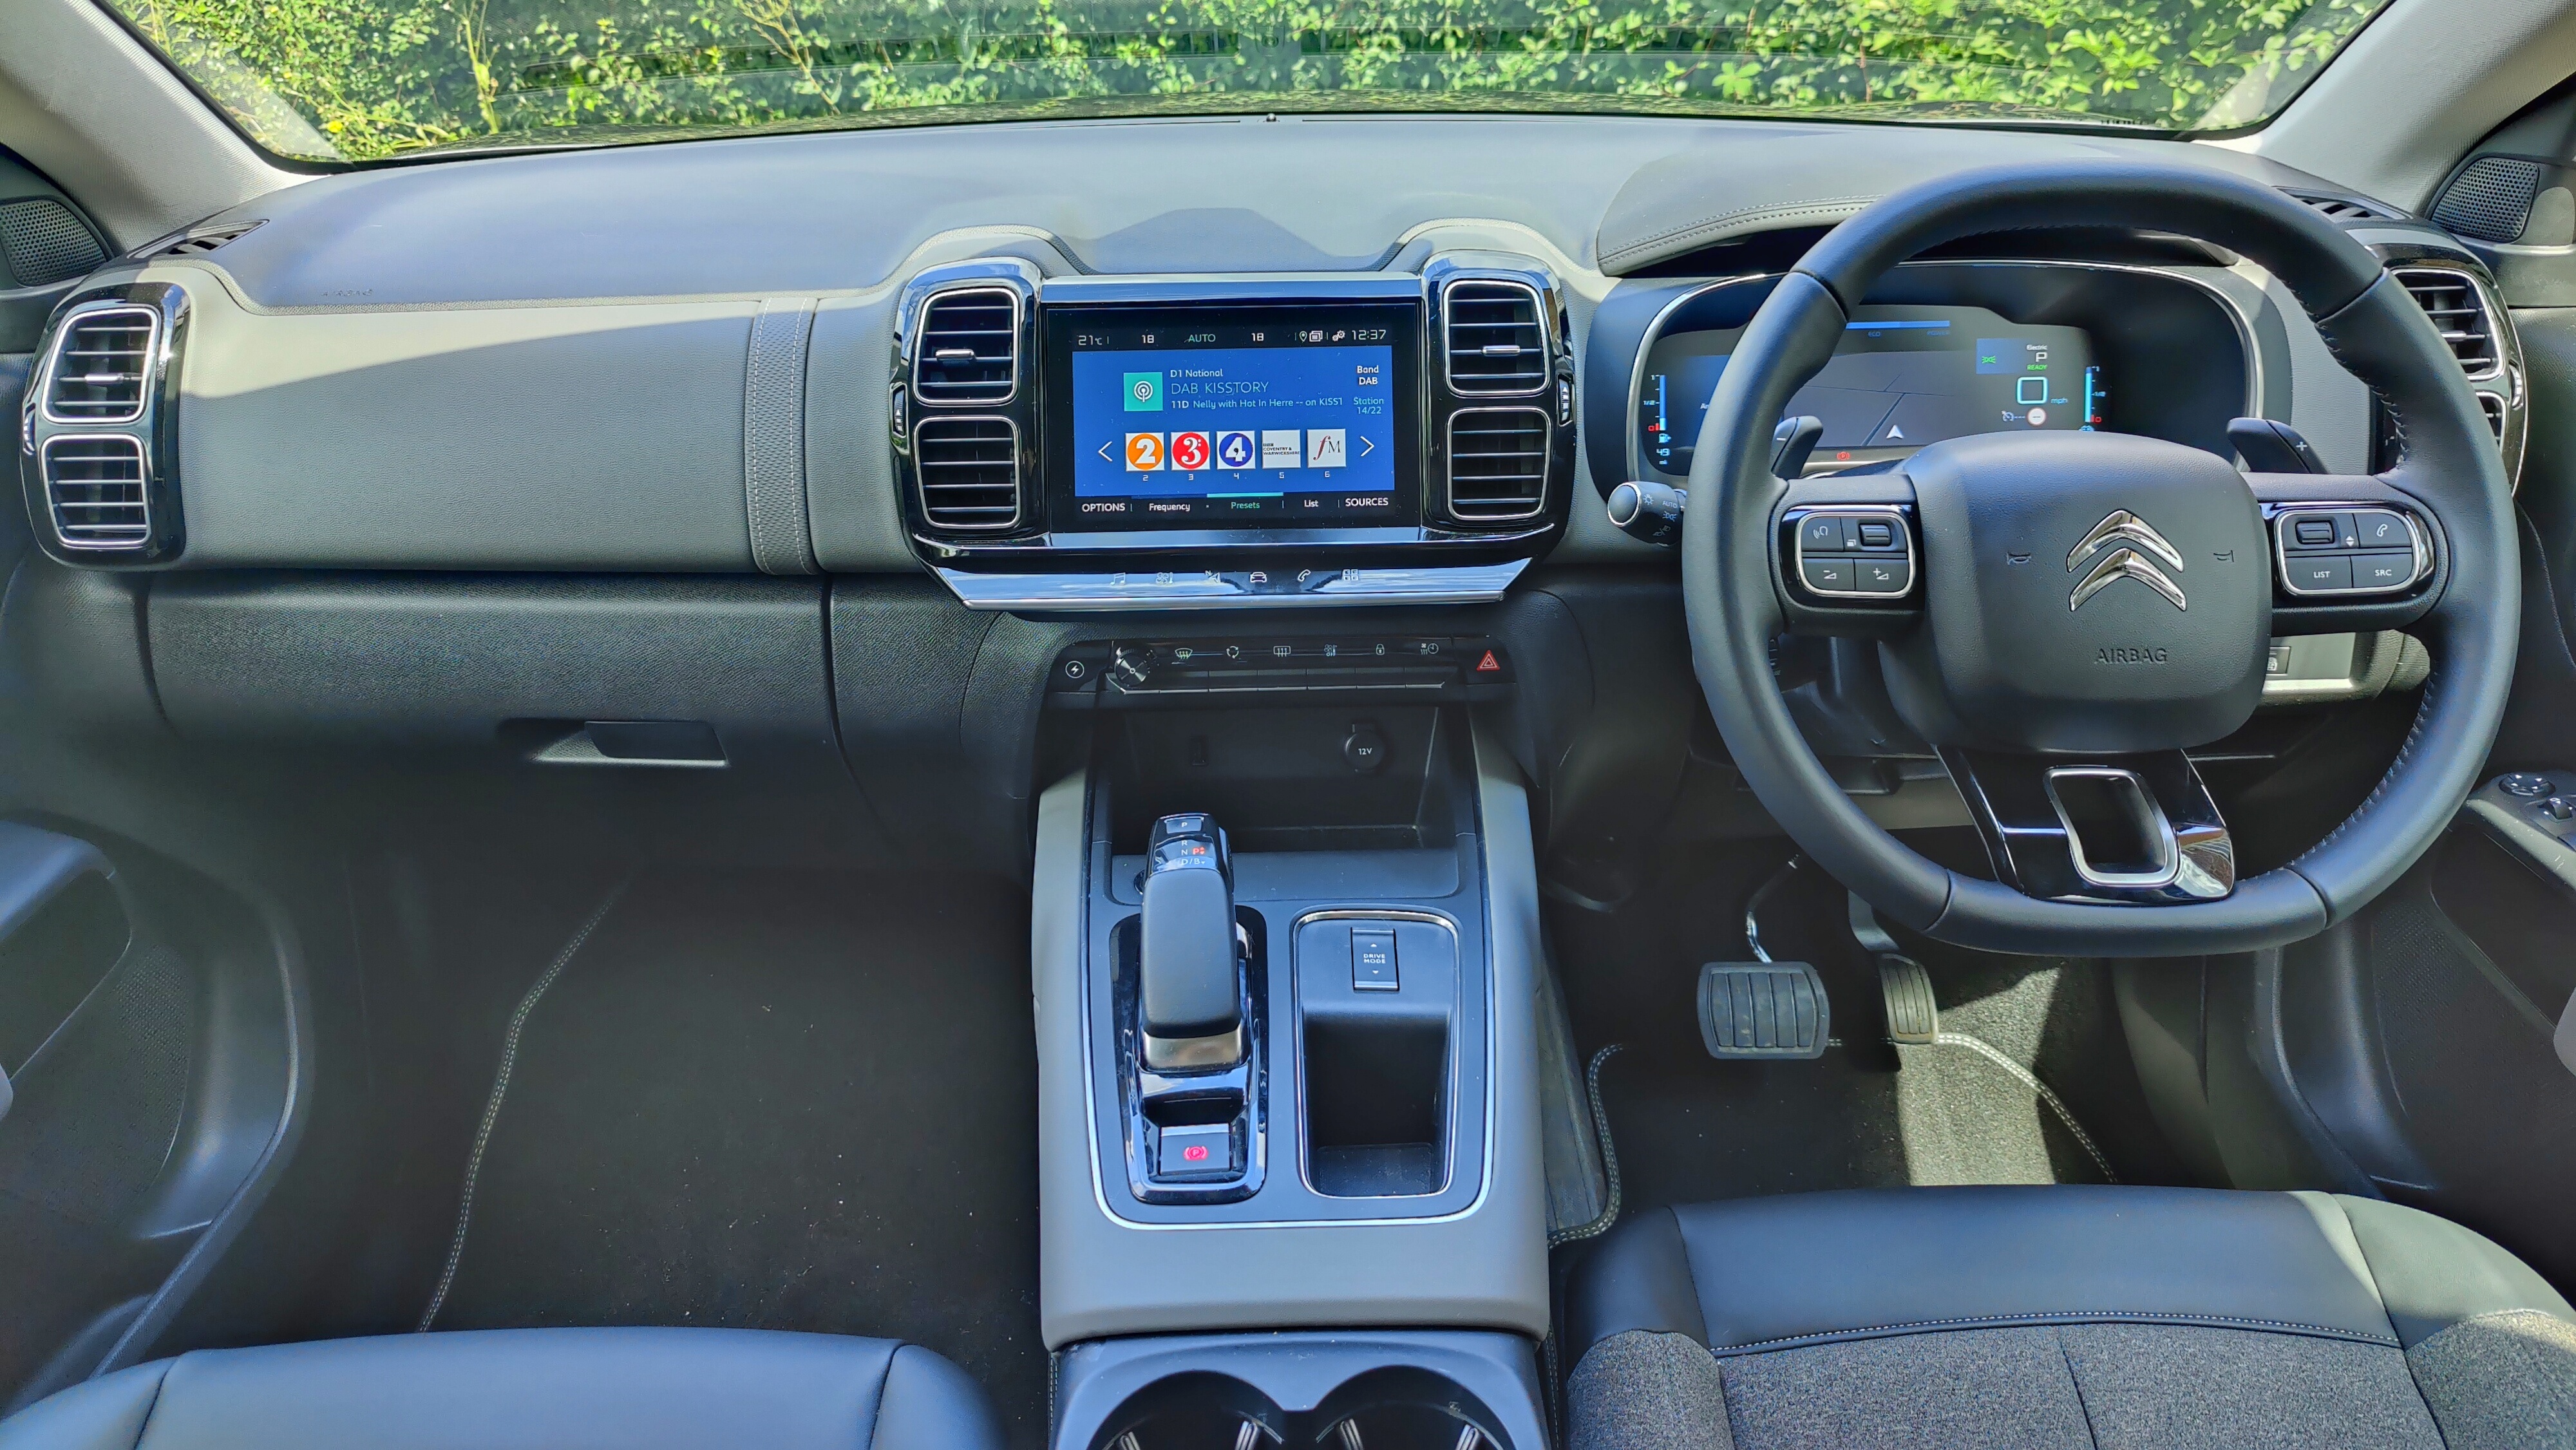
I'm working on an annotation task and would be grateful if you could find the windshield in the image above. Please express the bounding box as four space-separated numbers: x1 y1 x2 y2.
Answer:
106 0 2394 164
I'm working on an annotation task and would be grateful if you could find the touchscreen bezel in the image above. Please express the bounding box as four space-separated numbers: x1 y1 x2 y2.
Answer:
1039 299 1425 536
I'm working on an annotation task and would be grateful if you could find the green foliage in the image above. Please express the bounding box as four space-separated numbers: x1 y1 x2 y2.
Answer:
104 0 2389 162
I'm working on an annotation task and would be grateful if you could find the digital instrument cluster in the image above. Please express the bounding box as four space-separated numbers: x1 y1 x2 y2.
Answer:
1637 305 2102 476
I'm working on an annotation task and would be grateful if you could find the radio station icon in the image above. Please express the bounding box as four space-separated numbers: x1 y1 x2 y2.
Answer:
1215 430 1256 469
1306 429 1347 469
1124 433 1166 471
1261 430 1302 469
1170 431 1210 471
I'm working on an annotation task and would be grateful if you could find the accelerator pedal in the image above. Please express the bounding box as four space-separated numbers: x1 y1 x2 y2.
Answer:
1698 961 1830 1060
1878 955 1939 1045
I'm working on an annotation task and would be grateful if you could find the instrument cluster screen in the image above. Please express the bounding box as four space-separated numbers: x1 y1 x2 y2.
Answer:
1639 305 2100 476
1044 302 1421 531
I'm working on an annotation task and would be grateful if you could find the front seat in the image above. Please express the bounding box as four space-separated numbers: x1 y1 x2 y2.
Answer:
0 1327 1002 1450
1566 1186 2576 1450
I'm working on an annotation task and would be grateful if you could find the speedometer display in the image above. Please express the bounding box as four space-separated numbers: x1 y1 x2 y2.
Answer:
1638 304 2100 476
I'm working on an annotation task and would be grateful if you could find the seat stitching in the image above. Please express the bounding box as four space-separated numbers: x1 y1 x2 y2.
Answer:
1708 1310 2400 1356
2055 1326 2105 1450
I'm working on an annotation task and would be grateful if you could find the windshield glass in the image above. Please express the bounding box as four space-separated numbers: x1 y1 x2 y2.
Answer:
106 0 2393 164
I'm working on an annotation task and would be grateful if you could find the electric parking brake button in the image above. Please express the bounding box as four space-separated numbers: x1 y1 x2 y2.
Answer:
1352 928 1399 991
1155 1122 1236 1181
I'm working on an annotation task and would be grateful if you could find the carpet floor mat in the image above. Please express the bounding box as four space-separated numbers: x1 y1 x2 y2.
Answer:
1550 847 2184 1219
420 870 1043 1447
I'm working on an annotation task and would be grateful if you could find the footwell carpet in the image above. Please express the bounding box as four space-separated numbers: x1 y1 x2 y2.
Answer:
426 871 1044 1447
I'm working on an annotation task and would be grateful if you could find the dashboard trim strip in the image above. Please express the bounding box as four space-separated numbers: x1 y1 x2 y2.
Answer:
933 558 1531 611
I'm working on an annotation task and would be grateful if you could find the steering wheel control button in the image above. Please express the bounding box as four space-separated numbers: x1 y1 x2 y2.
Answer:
1855 556 1911 593
2280 511 2354 549
2292 517 2338 547
2352 510 2410 549
1787 507 1917 603
1154 1122 1236 1182
2499 773 2554 798
2353 552 2415 589
1801 556 1857 592
2287 555 2353 593
1350 928 1400 991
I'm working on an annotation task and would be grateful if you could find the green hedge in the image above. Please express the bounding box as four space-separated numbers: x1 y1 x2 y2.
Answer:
106 0 2387 161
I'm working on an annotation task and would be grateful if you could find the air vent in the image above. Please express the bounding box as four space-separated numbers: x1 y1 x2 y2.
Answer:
913 417 1021 530
913 287 1019 404
2479 391 2507 442
41 436 151 549
1444 280 1548 395
2291 193 2392 223
0 198 106 287
43 306 158 424
1446 406 1549 521
152 221 263 258
2392 267 2501 379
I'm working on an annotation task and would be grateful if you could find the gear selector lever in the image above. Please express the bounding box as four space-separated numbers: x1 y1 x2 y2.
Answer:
1139 813 1245 1070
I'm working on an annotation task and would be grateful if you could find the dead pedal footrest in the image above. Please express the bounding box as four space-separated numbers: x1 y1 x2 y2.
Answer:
1698 961 1830 1060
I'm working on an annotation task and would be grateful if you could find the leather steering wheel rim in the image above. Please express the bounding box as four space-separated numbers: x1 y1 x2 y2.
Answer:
1681 160 2520 956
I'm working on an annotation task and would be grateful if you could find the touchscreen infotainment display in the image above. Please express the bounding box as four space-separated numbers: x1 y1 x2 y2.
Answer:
1043 302 1421 531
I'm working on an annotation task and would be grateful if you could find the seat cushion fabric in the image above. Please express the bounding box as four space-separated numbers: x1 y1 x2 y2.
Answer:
0 1328 1003 1450
2405 1309 2576 1450
1564 1186 2576 1450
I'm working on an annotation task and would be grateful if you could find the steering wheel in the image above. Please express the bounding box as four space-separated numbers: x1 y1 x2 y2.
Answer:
1684 162 2519 956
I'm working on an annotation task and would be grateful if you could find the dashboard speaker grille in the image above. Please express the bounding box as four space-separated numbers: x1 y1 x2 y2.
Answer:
43 307 157 423
0 198 106 288
1445 280 1548 395
914 416 1021 530
1446 406 1549 521
2432 158 2544 244
2392 267 2501 379
43 436 151 549
914 287 1019 403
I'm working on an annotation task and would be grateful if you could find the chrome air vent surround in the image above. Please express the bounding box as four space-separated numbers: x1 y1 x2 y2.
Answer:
1442 279 1548 395
18 284 189 565
914 416 1023 530
1445 407 1549 522
913 286 1021 404
41 306 158 424
41 435 151 549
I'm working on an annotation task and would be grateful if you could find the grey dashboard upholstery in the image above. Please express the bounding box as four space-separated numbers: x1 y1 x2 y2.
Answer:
0 1327 1003 1450
1565 1185 2576 1450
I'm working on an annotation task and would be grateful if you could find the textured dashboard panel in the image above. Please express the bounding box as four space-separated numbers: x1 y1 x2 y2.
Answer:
167 271 759 570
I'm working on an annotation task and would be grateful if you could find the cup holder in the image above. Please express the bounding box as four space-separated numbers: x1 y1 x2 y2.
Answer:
1090 1368 1508 1450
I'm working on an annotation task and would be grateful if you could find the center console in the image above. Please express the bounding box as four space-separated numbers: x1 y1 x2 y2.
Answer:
891 257 1577 612
1030 692 1552 1449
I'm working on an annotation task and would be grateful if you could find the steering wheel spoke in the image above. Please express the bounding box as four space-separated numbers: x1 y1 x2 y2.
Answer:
1940 747 2235 905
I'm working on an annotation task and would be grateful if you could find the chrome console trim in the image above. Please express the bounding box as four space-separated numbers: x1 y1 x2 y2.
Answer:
934 558 1531 611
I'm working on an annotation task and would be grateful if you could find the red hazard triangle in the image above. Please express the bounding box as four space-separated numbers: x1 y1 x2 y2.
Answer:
1475 650 1502 673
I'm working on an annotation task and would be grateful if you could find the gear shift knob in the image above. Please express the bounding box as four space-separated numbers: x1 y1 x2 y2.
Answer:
1140 813 1244 1070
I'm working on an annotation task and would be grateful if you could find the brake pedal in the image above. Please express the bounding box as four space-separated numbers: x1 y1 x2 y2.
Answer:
1698 961 1830 1060
1878 954 1938 1044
